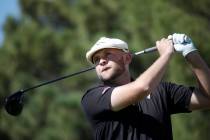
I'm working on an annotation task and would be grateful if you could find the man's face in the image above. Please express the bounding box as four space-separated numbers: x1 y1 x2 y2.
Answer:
92 48 130 83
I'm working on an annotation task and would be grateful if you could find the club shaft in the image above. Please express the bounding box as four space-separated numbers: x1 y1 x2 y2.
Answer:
134 46 157 56
22 66 96 93
20 46 157 93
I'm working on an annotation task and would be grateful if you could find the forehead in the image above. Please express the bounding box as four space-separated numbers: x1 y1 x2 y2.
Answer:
92 48 123 58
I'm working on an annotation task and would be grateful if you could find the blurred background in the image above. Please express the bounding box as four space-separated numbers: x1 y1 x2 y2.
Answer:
0 0 210 140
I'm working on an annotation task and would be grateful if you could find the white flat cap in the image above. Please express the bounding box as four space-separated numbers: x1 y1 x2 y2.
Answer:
86 37 129 64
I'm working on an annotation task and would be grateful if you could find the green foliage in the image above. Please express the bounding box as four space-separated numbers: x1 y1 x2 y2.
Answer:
0 0 210 140
172 111 210 140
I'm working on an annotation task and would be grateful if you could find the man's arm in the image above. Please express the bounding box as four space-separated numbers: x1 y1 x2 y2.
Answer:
111 38 174 111
185 52 210 110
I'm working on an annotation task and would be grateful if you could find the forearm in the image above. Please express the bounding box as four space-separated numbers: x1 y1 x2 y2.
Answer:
135 53 171 93
186 51 210 98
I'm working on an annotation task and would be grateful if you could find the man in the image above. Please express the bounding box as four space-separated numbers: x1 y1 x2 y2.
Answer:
81 33 210 140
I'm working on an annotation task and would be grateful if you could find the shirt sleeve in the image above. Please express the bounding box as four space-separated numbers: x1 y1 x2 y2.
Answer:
81 86 114 120
163 82 194 114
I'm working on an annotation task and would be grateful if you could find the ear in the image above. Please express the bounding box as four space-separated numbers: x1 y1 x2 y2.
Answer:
123 53 132 65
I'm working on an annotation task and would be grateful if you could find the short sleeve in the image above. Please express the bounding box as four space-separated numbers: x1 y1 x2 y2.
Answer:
163 82 194 114
81 86 114 121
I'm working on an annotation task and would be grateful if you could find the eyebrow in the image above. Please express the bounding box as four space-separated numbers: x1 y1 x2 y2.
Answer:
92 49 110 63
93 49 107 58
92 48 122 62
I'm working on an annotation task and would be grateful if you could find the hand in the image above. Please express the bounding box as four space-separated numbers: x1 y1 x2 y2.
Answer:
168 33 197 57
156 38 174 56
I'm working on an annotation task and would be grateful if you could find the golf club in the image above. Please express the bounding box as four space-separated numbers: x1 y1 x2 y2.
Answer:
4 47 157 116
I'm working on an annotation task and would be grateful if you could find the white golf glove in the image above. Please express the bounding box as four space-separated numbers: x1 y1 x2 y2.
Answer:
168 33 197 57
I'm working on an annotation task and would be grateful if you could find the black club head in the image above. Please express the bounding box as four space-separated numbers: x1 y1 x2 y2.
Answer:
4 90 25 116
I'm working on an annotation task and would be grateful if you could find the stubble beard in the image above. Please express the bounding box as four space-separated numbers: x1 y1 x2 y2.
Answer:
98 61 126 85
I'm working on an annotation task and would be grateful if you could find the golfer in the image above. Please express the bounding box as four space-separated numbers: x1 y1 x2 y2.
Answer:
81 33 210 140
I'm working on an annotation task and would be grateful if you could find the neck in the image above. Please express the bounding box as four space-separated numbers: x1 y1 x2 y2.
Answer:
104 70 131 86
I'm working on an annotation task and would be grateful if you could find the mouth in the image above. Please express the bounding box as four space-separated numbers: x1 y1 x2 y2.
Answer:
101 67 111 72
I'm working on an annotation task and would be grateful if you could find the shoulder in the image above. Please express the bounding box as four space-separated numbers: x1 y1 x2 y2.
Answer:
81 84 114 102
152 81 172 93
158 81 194 94
153 81 193 98
81 85 115 117
150 81 180 100
156 81 183 91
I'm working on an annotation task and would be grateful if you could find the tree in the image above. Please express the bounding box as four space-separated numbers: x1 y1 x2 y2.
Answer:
1 0 210 139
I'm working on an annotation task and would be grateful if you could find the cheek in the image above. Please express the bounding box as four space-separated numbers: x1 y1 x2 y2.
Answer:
109 56 125 69
110 55 124 63
95 67 101 74
113 55 122 61
116 56 126 66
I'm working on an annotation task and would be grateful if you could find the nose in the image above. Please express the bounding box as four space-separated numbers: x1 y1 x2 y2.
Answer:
99 58 108 66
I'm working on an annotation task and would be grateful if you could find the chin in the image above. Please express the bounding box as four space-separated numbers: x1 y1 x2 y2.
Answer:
98 66 125 82
100 75 112 82
100 72 120 83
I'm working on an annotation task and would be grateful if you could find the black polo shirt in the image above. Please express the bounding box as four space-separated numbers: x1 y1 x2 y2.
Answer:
81 82 193 140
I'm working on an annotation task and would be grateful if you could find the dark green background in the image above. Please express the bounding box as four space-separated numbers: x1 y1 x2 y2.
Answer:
0 0 210 139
